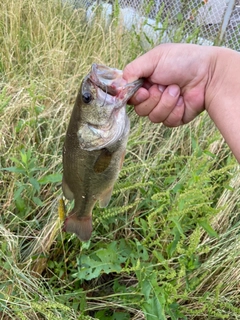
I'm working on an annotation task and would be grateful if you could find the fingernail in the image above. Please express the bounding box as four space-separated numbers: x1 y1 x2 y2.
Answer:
168 85 180 97
176 96 183 106
158 85 166 93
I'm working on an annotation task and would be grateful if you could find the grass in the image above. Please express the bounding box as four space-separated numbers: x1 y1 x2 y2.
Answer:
0 0 239 319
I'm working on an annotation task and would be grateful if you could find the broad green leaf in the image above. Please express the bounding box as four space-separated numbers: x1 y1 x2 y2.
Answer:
152 250 165 263
38 173 62 184
141 278 152 301
167 227 180 258
142 294 166 320
203 150 216 158
169 217 185 236
198 220 218 238
10 156 23 166
75 241 130 281
76 254 122 281
0 167 25 173
15 196 25 212
95 310 112 320
29 177 40 192
114 312 130 320
135 240 149 261
14 186 25 200
20 149 30 165
33 196 43 206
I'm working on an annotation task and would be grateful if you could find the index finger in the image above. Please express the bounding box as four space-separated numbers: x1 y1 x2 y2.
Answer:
123 46 161 82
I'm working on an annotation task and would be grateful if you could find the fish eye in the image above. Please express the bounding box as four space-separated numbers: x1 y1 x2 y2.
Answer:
82 92 92 104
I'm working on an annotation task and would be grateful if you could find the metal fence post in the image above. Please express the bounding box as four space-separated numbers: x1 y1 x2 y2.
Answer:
215 0 236 45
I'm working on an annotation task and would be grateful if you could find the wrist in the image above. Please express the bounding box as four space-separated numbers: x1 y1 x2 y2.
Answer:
205 47 239 113
205 46 240 162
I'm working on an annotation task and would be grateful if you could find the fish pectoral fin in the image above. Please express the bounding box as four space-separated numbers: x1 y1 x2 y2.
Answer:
62 175 74 200
63 213 92 241
99 186 113 208
94 148 112 173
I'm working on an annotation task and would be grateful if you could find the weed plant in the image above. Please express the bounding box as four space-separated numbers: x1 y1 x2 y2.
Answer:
0 0 239 319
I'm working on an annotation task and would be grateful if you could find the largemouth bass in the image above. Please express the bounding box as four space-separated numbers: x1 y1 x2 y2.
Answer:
62 64 143 241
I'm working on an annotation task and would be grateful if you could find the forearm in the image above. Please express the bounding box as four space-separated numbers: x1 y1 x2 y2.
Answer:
206 47 240 162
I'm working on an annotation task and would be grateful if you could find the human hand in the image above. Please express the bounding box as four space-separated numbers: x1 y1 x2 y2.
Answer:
123 43 214 127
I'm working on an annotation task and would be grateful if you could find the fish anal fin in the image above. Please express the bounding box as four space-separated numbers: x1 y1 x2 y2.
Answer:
119 149 126 170
62 175 74 200
63 213 92 241
99 186 113 208
94 148 112 173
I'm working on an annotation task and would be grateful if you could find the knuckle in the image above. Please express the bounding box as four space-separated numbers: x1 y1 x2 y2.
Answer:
135 104 149 116
161 98 177 111
163 118 178 127
163 109 184 127
149 114 161 123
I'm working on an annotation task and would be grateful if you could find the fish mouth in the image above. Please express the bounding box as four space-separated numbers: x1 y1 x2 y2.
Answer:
89 63 143 104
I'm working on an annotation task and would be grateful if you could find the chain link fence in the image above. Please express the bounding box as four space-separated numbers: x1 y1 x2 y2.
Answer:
64 0 240 51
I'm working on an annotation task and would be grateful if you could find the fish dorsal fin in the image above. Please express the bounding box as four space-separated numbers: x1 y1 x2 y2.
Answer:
94 148 112 173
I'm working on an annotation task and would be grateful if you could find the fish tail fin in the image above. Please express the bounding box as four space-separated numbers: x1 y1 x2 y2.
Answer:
63 212 92 241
